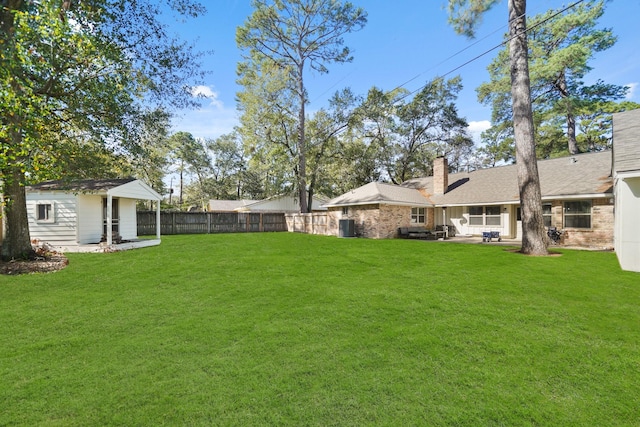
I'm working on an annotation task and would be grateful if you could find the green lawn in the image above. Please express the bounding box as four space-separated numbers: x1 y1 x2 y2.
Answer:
1 233 639 426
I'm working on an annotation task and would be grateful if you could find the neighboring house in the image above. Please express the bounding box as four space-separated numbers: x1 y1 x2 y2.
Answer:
208 199 258 212
209 195 328 213
613 109 640 272
324 152 615 248
26 178 162 253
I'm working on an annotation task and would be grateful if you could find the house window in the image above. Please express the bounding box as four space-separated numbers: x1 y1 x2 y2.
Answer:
469 206 501 226
485 206 501 226
469 206 483 225
542 204 552 227
564 200 591 228
342 206 349 216
36 203 54 223
411 207 425 224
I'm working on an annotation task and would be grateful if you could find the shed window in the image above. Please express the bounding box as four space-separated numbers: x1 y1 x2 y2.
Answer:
342 206 349 216
411 207 425 224
564 200 591 228
36 203 54 223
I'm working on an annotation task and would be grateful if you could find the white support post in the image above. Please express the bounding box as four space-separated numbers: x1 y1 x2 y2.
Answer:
156 199 161 239
106 194 113 245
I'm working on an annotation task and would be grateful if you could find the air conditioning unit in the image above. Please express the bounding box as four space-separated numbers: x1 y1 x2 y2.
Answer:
339 219 355 238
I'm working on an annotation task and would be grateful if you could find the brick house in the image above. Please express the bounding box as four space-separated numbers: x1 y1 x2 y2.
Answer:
323 151 615 249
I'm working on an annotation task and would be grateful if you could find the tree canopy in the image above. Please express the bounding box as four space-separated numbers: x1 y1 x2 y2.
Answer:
1 0 207 259
477 0 632 159
236 0 367 212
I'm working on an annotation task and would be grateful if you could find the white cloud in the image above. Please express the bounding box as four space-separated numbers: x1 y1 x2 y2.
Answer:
625 82 638 100
467 120 491 144
171 106 239 140
190 85 224 109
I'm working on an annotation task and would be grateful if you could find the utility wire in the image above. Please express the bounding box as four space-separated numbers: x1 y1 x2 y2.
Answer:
388 12 523 95
394 0 586 103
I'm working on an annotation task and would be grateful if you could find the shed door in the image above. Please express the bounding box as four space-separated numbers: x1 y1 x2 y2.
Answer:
103 198 120 234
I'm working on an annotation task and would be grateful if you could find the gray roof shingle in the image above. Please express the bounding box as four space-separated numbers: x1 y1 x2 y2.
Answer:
324 181 431 207
402 151 613 205
27 178 137 192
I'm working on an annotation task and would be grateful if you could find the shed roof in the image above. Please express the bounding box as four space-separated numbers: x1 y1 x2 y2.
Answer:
323 182 431 208
402 150 613 206
27 178 161 201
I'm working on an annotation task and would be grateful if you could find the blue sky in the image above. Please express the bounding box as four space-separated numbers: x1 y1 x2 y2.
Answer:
166 0 640 144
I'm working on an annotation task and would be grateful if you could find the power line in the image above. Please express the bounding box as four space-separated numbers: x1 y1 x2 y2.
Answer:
394 0 586 103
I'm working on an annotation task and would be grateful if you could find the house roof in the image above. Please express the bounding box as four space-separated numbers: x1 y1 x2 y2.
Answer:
27 178 162 201
323 181 431 208
402 150 613 206
613 109 640 175
239 194 329 212
208 199 258 212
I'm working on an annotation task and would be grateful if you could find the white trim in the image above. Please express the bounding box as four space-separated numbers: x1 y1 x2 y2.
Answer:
617 170 640 180
323 200 432 208
435 193 611 208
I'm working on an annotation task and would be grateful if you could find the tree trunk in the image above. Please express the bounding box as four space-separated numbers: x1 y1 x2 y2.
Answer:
558 74 580 155
566 112 580 155
508 0 548 255
1 163 34 260
297 63 309 213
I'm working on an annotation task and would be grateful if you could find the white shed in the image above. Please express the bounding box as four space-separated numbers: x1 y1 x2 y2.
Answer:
613 109 640 272
26 178 162 253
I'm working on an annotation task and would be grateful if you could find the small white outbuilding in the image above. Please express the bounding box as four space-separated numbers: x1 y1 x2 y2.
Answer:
26 178 161 253
613 109 640 273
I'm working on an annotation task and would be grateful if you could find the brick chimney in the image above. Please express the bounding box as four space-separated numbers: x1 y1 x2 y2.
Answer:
433 156 448 195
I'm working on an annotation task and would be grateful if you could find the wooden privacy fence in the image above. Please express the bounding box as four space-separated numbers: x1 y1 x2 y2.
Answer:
285 213 330 235
137 211 288 235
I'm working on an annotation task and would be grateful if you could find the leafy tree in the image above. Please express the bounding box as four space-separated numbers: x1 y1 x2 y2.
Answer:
356 78 470 184
476 122 515 166
449 0 547 255
236 0 367 212
206 132 248 199
323 133 382 196
304 88 360 206
124 109 174 194
168 132 211 207
1 0 206 259
478 1 626 156
237 58 299 198
575 99 640 151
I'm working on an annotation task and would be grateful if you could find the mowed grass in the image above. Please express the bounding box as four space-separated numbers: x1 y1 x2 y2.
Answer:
1 233 639 426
